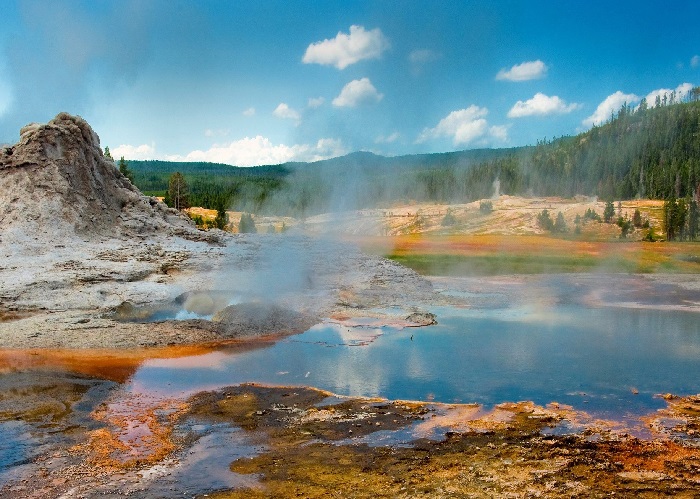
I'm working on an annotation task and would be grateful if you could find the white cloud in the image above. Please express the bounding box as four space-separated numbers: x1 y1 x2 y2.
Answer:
496 60 548 82
646 82 694 106
582 91 640 127
165 136 346 167
242 107 256 117
408 49 440 64
417 105 506 146
691 55 700 68
273 102 301 121
302 25 389 70
489 125 509 142
112 143 156 160
507 93 581 118
332 78 383 107
375 132 400 144
204 128 229 137
676 82 694 98
307 96 325 108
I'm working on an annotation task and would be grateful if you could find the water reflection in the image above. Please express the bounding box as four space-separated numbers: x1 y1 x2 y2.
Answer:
127 304 700 424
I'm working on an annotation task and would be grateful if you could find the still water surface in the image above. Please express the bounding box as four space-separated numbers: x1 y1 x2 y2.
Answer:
130 302 700 422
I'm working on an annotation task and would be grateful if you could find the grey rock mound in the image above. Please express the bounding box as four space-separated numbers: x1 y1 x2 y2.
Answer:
405 311 437 326
213 302 319 338
0 112 209 244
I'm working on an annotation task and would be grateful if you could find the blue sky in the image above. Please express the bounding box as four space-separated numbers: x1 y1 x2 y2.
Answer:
0 0 699 166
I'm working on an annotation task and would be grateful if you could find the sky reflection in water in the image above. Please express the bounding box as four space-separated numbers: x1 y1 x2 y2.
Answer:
129 303 700 422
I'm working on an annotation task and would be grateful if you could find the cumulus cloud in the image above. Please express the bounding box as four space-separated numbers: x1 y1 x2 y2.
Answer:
273 102 301 121
112 143 157 160
507 93 581 118
417 106 506 146
582 91 640 127
302 25 389 70
692 55 700 68
489 125 509 142
375 132 400 144
496 60 548 81
165 136 346 167
646 82 694 106
307 96 325 108
332 78 383 107
242 107 256 116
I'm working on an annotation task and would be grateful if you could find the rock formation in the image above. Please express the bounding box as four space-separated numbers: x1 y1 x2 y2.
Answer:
0 112 202 244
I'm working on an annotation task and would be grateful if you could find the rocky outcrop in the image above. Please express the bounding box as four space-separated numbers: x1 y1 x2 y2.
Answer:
0 112 207 244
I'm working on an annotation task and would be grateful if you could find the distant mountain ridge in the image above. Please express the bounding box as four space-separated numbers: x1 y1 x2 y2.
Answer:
126 93 700 215
128 146 524 177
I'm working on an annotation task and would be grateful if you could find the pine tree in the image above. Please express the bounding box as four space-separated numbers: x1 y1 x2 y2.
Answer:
603 201 615 223
167 172 189 211
118 156 134 183
214 201 229 230
553 211 567 233
632 209 643 227
537 209 554 231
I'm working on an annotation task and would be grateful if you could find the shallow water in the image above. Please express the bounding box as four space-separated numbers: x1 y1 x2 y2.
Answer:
3 274 700 493
0 421 36 481
128 301 700 424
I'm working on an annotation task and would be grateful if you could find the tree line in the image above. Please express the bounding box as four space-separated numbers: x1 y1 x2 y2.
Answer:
118 88 700 239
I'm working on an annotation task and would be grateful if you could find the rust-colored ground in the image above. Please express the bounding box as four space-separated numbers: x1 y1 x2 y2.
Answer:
191 386 700 498
356 234 700 274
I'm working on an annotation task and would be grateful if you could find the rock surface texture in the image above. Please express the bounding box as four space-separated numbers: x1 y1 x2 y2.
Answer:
0 113 206 245
0 113 436 349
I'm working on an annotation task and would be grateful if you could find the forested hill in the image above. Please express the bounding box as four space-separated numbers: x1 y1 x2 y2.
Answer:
128 148 522 212
128 91 700 215
498 91 700 200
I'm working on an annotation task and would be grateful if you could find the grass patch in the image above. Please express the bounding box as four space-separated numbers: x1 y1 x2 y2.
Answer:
356 235 700 276
389 253 602 276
